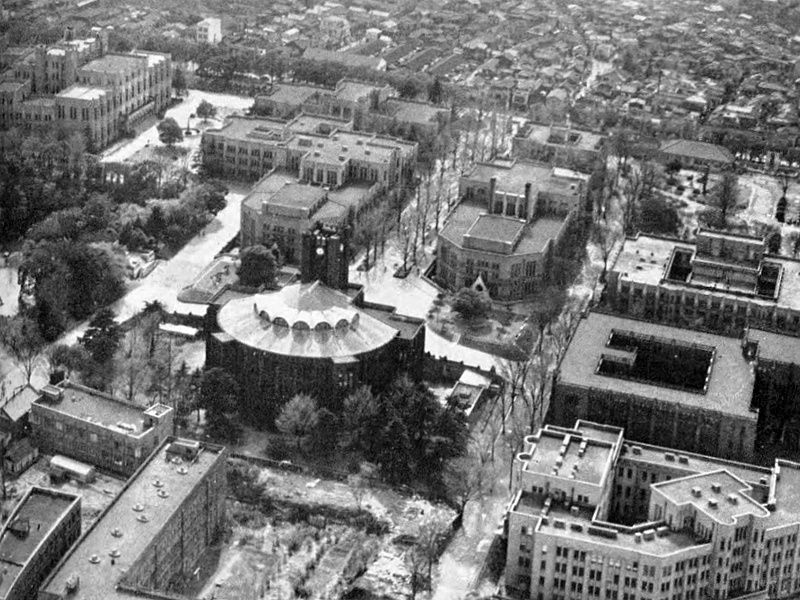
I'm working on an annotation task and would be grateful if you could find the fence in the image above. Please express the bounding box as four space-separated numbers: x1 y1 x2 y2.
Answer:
423 352 499 384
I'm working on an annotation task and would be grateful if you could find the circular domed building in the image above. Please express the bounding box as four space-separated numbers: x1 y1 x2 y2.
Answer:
206 226 424 425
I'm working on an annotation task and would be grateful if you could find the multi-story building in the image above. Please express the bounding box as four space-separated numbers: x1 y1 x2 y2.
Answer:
0 29 171 150
549 311 759 462
505 419 800 600
0 487 80 600
513 123 605 171
604 230 800 336
195 17 222 45
239 171 382 262
206 226 425 426
38 438 227 600
436 159 587 300
30 381 174 477
202 115 417 185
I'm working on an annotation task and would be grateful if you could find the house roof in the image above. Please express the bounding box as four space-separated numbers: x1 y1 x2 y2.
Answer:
659 139 734 164
1 386 38 423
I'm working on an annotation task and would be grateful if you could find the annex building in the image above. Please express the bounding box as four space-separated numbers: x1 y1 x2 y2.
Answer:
38 438 227 600
604 230 800 337
0 487 80 600
512 123 605 171
436 158 587 300
206 226 425 425
31 381 174 477
505 419 800 600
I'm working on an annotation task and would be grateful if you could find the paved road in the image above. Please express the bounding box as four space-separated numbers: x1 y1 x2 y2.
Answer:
101 89 253 165
56 186 247 346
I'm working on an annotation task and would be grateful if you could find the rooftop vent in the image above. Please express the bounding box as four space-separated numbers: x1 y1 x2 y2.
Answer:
643 529 655 541
656 526 670 537
634 532 642 543
555 458 563 467
553 519 566 529
137 514 149 523
88 555 100 564
631 446 642 455
178 466 188 475
711 483 722 493
727 494 738 505
678 455 689 464
65 574 80 592
570 523 583 532
691 487 702 498
708 499 719 509
759 476 768 485
111 528 123 538
664 453 675 461
109 549 120 558
157 489 169 498
570 506 580 515
152 479 163 488
132 503 144 512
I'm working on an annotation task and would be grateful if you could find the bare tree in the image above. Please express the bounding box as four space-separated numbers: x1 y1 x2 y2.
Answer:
399 209 416 274
591 220 619 282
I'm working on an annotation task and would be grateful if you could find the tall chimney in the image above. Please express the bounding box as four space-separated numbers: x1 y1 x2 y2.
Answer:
523 182 532 220
489 176 497 212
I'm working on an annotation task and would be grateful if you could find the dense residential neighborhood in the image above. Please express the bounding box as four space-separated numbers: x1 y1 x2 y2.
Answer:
2 0 800 598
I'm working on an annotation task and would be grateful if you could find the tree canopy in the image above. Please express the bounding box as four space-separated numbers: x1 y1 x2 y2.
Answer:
157 118 183 147
275 393 320 450
452 287 491 320
195 99 217 121
238 245 277 288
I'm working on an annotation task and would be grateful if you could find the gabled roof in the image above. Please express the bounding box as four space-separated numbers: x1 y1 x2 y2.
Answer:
1 385 38 423
659 139 734 164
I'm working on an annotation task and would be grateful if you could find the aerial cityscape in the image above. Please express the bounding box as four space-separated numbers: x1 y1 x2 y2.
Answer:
1 0 800 598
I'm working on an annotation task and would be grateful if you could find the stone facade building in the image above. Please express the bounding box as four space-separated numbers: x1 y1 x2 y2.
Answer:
201 115 417 185
604 230 800 337
39 438 227 600
239 171 382 262
0 487 80 600
436 159 587 300
512 123 605 171
206 226 425 425
0 29 171 149
505 419 800 600
31 381 174 477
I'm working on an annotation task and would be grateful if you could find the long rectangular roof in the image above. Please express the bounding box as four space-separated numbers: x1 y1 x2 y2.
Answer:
41 440 225 600
612 233 800 311
0 488 79 599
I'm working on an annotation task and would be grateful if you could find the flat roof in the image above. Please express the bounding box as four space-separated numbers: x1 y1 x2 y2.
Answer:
386 98 447 125
207 116 287 144
558 312 756 419
287 113 352 134
771 460 800 526
653 470 769 525
0 488 78 598
612 234 800 311
242 171 298 212
513 493 702 555
520 123 604 151
35 382 150 435
335 80 383 103
466 214 525 244
465 159 553 195
516 216 567 254
266 182 327 210
41 441 226 600
80 53 145 74
261 83 322 105
57 85 107 101
523 430 613 485
748 328 800 365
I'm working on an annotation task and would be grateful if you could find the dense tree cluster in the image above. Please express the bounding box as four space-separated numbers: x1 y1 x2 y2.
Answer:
339 377 469 485
0 126 101 241
18 240 126 340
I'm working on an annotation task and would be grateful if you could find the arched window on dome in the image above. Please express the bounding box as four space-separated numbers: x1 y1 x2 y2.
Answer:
315 321 332 331
273 317 289 328
292 320 310 330
335 318 350 330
